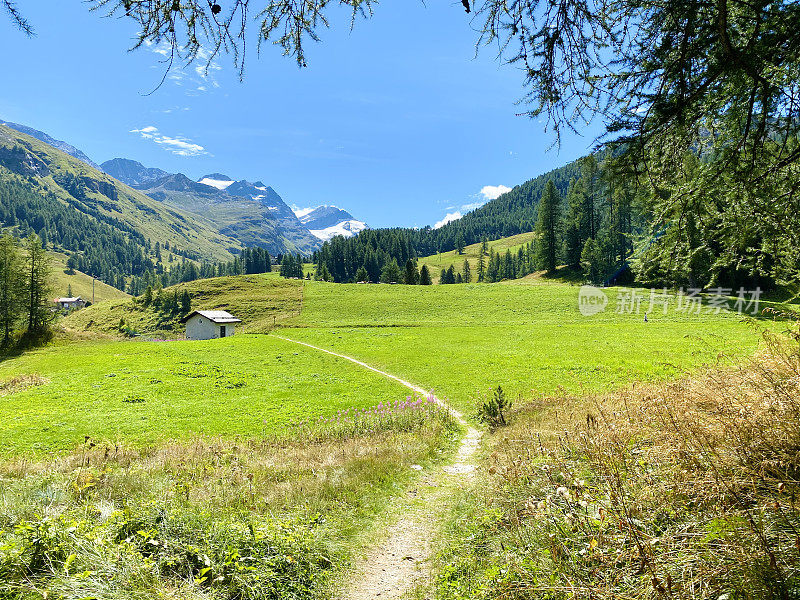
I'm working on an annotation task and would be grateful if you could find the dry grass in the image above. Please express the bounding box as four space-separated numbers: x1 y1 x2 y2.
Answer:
0 407 458 599
0 373 48 395
435 320 800 599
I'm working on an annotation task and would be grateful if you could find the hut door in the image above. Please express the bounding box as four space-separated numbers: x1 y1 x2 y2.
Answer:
219 325 226 338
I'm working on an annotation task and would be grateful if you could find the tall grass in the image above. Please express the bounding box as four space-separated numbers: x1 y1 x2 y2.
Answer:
435 319 800 599
0 402 458 599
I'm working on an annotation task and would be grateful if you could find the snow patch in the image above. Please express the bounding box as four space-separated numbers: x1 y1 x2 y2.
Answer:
293 206 315 218
198 177 235 190
310 220 368 241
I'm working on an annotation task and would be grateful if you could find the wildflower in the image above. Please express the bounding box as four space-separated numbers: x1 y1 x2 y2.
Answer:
556 486 570 500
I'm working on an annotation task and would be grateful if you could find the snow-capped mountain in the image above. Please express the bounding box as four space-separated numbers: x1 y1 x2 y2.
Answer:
101 160 320 253
294 205 368 241
197 173 236 190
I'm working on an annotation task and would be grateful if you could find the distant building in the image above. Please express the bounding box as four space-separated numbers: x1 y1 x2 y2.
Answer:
54 297 86 311
182 310 242 340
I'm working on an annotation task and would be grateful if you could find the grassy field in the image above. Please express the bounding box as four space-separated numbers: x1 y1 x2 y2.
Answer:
0 392 458 599
0 270 789 598
0 334 414 456
416 231 536 283
280 281 763 413
50 251 130 304
55 275 768 422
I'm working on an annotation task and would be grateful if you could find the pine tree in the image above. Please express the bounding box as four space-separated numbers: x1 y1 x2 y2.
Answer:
563 177 588 268
280 254 293 278
419 264 432 285
439 268 447 284
580 155 599 240
456 232 465 255
67 284 72 297
403 259 419 284
316 263 332 282
23 234 52 333
380 258 402 283
180 290 191 314
446 264 456 284
355 265 369 283
0 235 22 346
462 259 471 283
535 180 562 273
581 237 603 283
477 251 485 282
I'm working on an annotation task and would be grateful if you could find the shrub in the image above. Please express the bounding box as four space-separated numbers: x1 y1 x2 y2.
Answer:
475 386 511 428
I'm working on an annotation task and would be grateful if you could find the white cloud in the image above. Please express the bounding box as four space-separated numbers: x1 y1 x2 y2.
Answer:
480 184 512 200
130 126 208 157
433 211 462 229
144 41 221 94
144 40 171 57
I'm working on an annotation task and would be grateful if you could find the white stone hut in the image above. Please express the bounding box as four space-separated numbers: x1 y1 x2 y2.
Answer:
182 310 242 340
54 297 86 311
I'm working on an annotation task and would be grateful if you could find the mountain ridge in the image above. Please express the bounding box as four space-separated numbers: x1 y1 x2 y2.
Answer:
0 119 101 171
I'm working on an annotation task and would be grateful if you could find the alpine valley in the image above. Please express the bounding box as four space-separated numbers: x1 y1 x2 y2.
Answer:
0 119 367 289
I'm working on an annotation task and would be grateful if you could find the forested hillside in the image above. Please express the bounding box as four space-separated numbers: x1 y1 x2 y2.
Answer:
0 124 243 292
315 145 797 292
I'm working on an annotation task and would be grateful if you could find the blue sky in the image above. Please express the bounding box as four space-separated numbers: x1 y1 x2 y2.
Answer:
0 1 605 228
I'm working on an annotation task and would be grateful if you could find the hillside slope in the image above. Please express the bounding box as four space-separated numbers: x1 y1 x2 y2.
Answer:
0 119 101 170
50 252 130 303
65 273 302 336
0 124 242 269
412 157 583 254
417 231 538 283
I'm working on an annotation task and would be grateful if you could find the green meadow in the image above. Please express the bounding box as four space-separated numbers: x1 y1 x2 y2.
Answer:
0 334 408 456
0 272 780 599
282 281 762 411
1 276 766 454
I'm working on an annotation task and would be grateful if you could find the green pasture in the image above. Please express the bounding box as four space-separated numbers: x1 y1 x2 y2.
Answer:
2 275 771 455
280 281 763 411
0 334 409 456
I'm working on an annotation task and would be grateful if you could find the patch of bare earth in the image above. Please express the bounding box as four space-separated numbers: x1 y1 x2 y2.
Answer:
0 373 48 395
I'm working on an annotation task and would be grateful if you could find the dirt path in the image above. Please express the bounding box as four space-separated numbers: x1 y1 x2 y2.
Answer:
273 335 482 599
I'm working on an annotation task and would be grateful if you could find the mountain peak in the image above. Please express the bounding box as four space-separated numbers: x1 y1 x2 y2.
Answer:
295 205 366 241
101 158 169 188
197 174 235 190
200 172 233 181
